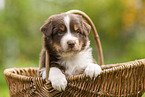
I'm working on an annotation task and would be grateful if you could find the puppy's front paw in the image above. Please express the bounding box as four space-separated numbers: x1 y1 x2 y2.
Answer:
49 67 67 91
84 64 102 78
50 74 67 91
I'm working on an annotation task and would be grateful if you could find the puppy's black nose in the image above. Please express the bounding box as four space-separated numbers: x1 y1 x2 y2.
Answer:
67 41 75 48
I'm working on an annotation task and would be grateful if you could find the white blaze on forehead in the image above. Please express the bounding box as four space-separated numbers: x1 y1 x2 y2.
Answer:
64 15 70 33
61 15 79 52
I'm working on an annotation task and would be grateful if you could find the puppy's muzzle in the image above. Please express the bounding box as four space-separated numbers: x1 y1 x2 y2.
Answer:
67 40 76 49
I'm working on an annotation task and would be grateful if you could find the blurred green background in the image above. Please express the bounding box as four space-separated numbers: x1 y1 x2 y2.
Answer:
0 0 145 96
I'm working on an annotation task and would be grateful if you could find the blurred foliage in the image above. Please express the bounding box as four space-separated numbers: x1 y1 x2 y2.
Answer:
0 0 145 66
0 0 145 96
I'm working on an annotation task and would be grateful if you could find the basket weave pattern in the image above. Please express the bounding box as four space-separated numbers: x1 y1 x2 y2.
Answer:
4 59 145 97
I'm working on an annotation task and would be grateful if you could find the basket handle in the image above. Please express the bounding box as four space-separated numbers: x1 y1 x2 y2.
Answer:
45 10 104 80
46 50 50 79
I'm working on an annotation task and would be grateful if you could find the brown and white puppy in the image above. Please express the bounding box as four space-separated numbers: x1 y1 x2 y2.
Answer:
39 12 102 91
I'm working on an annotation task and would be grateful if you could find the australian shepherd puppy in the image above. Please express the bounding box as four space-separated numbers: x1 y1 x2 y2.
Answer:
39 12 102 91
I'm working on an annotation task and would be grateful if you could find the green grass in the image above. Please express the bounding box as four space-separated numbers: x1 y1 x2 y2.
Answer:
142 93 145 97
0 84 9 97
0 70 10 97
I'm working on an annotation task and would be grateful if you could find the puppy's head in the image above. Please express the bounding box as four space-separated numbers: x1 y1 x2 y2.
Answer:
40 13 91 55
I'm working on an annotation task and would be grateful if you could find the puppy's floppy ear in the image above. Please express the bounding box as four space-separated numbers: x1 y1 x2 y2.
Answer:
40 21 53 37
82 20 91 36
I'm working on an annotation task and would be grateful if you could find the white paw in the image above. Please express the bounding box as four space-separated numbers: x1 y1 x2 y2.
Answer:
84 64 102 78
39 68 46 79
48 67 67 91
50 75 67 91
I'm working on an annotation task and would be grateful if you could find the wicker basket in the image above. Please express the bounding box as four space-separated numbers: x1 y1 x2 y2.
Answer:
4 59 145 97
3 10 145 96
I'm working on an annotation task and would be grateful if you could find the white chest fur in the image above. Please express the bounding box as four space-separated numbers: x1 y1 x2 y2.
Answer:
59 48 94 75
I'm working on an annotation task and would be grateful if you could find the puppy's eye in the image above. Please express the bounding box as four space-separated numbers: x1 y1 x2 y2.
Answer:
57 30 64 35
76 29 81 34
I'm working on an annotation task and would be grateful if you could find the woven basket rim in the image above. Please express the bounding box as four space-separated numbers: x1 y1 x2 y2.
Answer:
4 58 145 82
4 67 38 81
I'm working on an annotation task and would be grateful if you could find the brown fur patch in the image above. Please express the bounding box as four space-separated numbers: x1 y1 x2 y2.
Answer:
59 25 65 32
74 24 79 31
52 43 62 53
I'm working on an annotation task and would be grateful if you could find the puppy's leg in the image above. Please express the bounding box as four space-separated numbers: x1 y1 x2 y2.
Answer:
84 63 102 79
38 48 46 77
41 67 67 91
38 49 67 91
